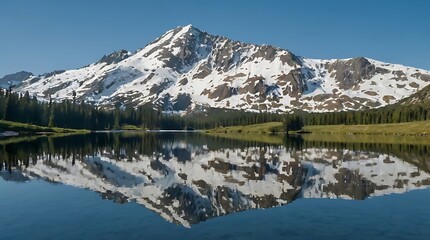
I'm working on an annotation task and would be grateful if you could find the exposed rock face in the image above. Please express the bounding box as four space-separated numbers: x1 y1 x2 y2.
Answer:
281 69 308 95
97 50 130 65
392 70 408 81
14 25 430 113
158 29 213 72
279 52 302 67
412 72 430 82
206 84 234 101
173 94 192 111
326 57 376 90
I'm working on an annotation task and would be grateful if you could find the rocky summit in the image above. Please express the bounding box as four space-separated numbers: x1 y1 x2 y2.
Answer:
11 25 430 113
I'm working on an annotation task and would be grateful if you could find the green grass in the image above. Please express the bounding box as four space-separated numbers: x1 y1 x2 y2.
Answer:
207 120 430 137
207 132 284 144
303 121 430 136
121 124 144 130
302 133 430 145
0 120 90 134
206 122 284 134
205 120 430 144
205 122 284 144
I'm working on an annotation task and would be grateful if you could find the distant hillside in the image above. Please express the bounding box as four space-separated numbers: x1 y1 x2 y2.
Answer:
400 84 430 105
0 71 33 88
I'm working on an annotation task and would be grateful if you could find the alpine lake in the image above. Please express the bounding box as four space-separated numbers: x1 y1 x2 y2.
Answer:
1 131 429 240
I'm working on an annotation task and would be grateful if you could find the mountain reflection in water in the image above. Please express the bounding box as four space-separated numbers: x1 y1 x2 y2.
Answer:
1 133 430 227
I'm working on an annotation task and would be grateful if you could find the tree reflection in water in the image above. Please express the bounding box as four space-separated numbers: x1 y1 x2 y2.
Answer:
1 132 430 227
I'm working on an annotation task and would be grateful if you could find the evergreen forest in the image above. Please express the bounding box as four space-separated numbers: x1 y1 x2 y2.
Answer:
1 87 429 132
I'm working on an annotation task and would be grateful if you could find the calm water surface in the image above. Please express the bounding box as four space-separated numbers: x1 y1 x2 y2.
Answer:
0 132 429 240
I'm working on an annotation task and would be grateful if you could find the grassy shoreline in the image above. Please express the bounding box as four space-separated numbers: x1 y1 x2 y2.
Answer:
204 122 284 144
206 132 283 144
302 133 430 145
3 119 430 139
0 120 90 135
206 121 430 137
303 121 430 136
206 122 284 134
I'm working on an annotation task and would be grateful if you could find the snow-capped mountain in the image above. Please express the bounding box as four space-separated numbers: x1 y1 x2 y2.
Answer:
0 71 33 89
4 142 430 227
13 25 430 112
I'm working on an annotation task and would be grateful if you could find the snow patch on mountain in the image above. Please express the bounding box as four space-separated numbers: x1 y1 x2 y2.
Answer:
14 25 430 113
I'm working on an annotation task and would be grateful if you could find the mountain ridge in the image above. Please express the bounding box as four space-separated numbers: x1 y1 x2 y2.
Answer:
0 71 33 88
8 25 430 113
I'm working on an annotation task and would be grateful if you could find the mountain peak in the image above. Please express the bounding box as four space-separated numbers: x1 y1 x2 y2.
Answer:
174 24 203 38
149 24 204 49
175 24 200 32
182 24 193 30
14 25 430 113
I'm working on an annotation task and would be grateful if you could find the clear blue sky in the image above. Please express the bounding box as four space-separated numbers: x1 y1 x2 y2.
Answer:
1 0 429 77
